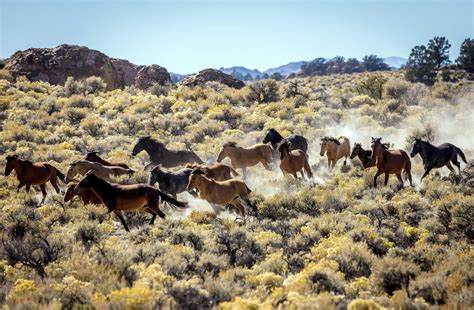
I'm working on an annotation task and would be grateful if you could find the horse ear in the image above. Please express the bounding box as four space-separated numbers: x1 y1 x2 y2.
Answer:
415 137 421 142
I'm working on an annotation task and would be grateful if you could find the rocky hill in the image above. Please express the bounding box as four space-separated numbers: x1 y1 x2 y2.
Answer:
178 68 245 89
4 44 171 90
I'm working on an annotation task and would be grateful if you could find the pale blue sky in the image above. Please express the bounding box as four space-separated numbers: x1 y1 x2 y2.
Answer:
1 0 472 73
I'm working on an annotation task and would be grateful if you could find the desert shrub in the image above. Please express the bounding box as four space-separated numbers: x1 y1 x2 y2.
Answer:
80 116 105 136
246 80 280 103
170 278 211 309
350 95 376 107
84 76 106 94
216 225 263 267
354 75 387 100
372 256 420 295
148 83 171 97
0 69 13 82
63 76 84 96
383 79 410 100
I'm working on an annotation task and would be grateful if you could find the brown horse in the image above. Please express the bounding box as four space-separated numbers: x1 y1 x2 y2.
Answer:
217 141 273 179
350 143 376 169
186 163 240 181
75 172 187 231
278 141 313 180
66 160 134 183
371 137 413 188
64 182 102 204
85 151 132 170
320 136 351 169
5 155 65 203
187 169 255 220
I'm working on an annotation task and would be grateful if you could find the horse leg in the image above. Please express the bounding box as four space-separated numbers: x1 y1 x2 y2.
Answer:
231 199 246 222
396 173 404 189
299 171 306 179
16 181 25 192
292 172 298 179
327 158 331 169
384 173 390 186
146 208 157 225
420 167 432 181
451 158 462 176
50 177 60 194
147 195 166 219
242 167 247 181
373 170 382 187
25 183 31 192
446 162 456 175
39 184 47 204
114 210 130 232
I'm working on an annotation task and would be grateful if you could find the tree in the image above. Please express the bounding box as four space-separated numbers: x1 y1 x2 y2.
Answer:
427 36 451 68
246 80 280 103
457 38 474 73
326 56 345 74
343 58 362 74
270 72 283 81
405 45 437 85
362 55 390 72
301 58 327 76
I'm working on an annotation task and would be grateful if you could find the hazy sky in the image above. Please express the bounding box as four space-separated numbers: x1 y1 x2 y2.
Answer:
1 0 472 73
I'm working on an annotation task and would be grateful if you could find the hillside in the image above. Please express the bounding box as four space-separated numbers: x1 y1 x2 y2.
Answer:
0 71 473 309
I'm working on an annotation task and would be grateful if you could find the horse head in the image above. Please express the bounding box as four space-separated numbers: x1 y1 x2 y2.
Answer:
5 154 19 176
187 168 206 190
74 170 96 193
350 143 362 159
85 150 100 162
410 138 422 158
132 136 151 156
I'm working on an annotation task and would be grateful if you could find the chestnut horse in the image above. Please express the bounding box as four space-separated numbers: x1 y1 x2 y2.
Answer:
75 172 187 231
217 141 273 179
186 163 240 181
278 141 313 180
85 151 132 170
371 137 413 188
64 182 102 204
5 155 65 203
187 169 255 220
320 136 351 169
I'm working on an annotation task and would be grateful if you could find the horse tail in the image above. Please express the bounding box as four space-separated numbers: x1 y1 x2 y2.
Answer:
456 147 468 163
303 158 313 179
54 167 66 183
154 189 187 209
245 184 252 194
402 152 413 185
229 166 240 176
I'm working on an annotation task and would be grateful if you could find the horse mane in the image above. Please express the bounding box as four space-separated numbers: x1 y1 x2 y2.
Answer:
191 168 206 175
223 141 238 147
354 142 362 147
382 143 390 150
321 136 341 145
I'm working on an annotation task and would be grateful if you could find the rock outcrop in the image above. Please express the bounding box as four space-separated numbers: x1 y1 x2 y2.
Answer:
179 69 245 89
4 44 171 90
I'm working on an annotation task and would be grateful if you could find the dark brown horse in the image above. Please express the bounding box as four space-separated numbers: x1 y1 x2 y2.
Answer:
370 138 413 188
5 155 65 203
85 151 132 170
132 136 203 169
350 143 375 169
410 138 467 181
64 182 103 205
75 172 187 231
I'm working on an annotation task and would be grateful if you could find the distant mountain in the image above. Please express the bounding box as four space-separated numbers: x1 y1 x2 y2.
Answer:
170 72 189 83
219 66 262 80
383 56 407 69
263 61 307 76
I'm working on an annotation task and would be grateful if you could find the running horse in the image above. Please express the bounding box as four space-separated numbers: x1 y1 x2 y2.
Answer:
371 137 413 188
278 141 313 180
4 154 65 203
262 128 309 154
74 172 187 231
85 151 132 170
320 136 351 169
410 138 467 181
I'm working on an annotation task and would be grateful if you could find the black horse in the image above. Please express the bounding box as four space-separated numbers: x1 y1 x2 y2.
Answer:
132 136 203 169
148 165 194 199
262 128 308 153
410 138 467 181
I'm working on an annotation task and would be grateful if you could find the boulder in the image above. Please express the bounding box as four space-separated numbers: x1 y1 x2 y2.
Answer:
179 68 245 89
4 44 171 90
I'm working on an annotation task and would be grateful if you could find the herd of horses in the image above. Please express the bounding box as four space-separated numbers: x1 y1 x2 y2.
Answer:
4 129 468 230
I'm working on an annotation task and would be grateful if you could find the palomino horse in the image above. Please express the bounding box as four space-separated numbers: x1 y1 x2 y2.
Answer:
132 136 203 169
278 141 313 180
64 182 102 204
263 128 309 154
148 165 193 198
320 136 351 169
75 172 187 231
217 141 273 179
66 160 134 183
410 138 467 181
186 163 240 181
5 155 65 203
85 151 132 170
371 137 413 188
187 169 255 220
